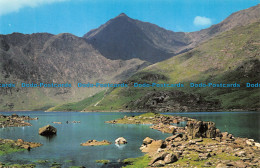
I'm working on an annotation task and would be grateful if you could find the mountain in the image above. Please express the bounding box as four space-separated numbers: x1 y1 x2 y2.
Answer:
0 33 148 110
1 4 259 111
82 21 260 112
84 5 260 63
84 13 192 63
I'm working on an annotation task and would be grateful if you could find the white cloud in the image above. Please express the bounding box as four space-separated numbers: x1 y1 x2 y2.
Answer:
193 16 212 26
0 0 68 16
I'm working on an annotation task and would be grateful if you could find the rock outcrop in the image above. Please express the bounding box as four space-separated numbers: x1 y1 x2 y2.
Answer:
38 125 57 136
186 120 221 138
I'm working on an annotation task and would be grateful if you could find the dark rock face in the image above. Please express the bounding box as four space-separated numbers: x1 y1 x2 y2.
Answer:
84 14 191 63
39 125 57 136
186 120 221 138
129 91 221 112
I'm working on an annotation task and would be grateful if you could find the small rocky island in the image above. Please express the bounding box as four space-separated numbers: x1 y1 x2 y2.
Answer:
107 113 260 167
0 138 42 154
0 114 38 128
81 140 112 146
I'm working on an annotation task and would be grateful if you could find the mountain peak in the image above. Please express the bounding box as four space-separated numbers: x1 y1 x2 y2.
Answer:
117 13 128 18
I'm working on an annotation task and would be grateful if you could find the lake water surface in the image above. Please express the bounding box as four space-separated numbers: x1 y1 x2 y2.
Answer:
0 111 259 168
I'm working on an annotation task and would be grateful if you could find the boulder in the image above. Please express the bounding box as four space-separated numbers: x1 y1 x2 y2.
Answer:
199 153 211 160
204 162 212 167
39 125 57 136
143 137 154 145
164 153 178 164
165 134 182 142
152 160 165 167
246 139 255 146
115 137 127 144
141 140 166 154
235 151 246 157
216 163 228 168
255 142 260 148
233 160 247 168
149 152 169 165
186 120 220 138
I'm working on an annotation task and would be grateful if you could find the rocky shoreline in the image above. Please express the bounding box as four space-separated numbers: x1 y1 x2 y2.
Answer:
0 114 38 128
107 112 260 167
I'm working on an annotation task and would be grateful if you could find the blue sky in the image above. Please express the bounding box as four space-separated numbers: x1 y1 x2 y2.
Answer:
0 0 259 36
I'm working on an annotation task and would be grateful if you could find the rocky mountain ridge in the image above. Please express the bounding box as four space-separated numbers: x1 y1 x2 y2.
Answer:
0 4 259 111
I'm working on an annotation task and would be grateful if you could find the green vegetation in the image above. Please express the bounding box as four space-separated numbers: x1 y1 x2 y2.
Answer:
0 163 36 168
171 151 240 168
197 138 218 145
83 22 260 112
0 118 7 122
107 112 166 124
122 155 150 168
64 160 73 163
50 162 62 168
0 141 25 156
95 160 110 164
34 160 49 164
48 90 106 111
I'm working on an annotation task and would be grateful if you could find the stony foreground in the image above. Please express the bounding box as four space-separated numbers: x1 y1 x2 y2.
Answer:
107 113 260 168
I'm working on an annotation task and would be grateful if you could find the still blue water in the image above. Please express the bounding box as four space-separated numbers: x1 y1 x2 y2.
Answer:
163 111 260 142
0 112 170 168
0 111 259 168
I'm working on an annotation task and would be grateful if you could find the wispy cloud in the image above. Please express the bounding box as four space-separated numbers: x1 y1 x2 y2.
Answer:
0 0 68 16
193 16 212 26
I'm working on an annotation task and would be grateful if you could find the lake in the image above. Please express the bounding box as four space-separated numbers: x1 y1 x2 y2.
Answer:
0 111 259 167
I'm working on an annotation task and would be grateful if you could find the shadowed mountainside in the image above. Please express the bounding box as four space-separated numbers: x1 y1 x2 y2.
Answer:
81 21 260 112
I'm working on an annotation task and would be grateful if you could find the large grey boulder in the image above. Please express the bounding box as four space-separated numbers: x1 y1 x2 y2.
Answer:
39 125 57 136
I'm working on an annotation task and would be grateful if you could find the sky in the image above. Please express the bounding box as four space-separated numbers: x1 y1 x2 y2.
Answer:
0 0 259 36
